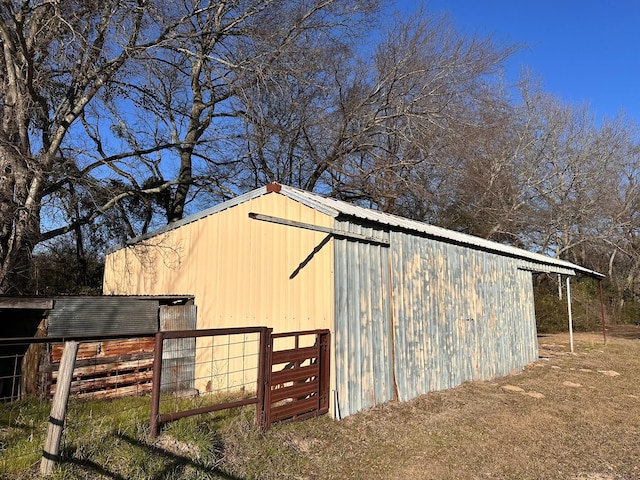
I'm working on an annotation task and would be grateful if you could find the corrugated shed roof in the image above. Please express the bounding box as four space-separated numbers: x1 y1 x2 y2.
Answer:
47 297 160 336
277 185 603 278
112 184 603 278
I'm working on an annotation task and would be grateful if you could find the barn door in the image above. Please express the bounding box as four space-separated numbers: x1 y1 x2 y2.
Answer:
159 305 197 393
333 224 394 418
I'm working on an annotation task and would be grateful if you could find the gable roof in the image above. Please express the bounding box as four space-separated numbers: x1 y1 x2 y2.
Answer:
112 183 604 279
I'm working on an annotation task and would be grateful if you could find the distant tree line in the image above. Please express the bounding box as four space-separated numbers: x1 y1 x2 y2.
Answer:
2 1 640 326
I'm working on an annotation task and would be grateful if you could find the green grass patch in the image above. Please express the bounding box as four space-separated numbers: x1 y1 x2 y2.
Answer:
0 399 51 478
0 394 247 479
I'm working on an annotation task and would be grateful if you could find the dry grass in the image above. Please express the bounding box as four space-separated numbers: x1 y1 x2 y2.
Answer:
6 327 640 479
222 327 640 480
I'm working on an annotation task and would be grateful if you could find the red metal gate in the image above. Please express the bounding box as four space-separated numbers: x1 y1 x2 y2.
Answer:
263 329 330 428
148 327 330 435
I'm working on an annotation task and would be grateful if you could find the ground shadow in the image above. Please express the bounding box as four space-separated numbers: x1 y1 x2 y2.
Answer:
59 433 246 480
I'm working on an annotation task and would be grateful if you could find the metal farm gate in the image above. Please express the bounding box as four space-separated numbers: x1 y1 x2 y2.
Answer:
149 327 331 435
264 330 330 426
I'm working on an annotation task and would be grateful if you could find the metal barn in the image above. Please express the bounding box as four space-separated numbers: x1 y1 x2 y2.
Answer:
103 183 602 418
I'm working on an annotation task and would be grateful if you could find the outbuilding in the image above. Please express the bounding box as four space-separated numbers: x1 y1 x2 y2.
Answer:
103 183 603 418
0 295 193 401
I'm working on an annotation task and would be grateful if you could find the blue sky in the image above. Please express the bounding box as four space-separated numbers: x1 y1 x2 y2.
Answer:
390 1 639 123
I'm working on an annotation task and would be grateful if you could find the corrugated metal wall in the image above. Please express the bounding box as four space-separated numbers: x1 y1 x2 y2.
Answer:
333 221 395 418
390 231 538 403
159 305 197 392
332 222 539 417
104 193 336 406
103 193 334 333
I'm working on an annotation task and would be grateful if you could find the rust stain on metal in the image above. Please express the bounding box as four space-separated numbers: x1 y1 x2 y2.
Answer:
266 182 282 193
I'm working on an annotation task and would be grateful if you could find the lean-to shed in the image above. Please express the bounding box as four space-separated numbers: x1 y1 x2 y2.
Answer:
0 295 194 401
103 183 603 418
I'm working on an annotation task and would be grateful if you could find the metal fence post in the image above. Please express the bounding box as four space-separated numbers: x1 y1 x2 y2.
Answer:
319 332 330 414
261 328 273 430
149 332 164 438
11 353 19 402
255 327 267 429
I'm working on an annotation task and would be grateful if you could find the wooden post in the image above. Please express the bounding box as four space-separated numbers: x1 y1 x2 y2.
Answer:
41 341 79 476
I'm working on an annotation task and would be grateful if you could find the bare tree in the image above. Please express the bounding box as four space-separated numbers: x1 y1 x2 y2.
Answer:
103 0 381 220
0 0 165 292
232 7 520 213
0 0 381 293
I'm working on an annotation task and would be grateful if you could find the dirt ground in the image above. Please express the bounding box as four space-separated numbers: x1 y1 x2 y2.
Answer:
224 326 640 480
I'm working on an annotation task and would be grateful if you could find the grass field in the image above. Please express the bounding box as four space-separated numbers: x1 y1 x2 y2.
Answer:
4 327 640 479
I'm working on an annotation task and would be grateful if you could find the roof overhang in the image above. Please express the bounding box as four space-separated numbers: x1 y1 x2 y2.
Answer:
0 297 54 310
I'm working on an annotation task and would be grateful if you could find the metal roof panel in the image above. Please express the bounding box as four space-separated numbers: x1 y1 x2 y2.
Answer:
110 183 603 278
276 185 603 278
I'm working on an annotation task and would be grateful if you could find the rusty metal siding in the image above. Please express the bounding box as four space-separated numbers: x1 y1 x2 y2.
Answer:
333 220 394 418
390 231 538 403
47 298 159 336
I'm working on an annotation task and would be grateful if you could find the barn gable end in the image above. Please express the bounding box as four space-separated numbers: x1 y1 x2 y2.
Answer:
104 190 335 333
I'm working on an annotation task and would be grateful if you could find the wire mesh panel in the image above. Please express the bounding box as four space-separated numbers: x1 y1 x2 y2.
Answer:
0 351 25 402
0 337 44 402
149 327 270 437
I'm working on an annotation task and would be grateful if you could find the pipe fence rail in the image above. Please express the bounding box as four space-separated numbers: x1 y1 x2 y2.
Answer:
149 327 270 437
0 326 331 477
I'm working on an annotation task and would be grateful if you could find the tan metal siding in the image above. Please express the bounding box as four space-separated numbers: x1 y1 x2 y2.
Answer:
103 194 335 392
104 193 334 332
